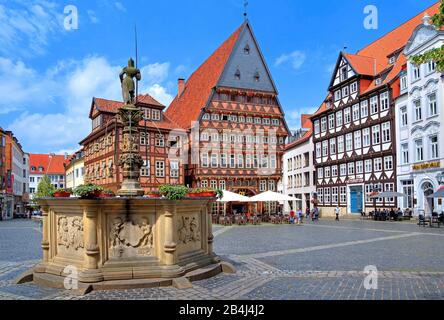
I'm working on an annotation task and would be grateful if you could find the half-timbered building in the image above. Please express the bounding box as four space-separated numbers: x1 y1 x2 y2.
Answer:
165 20 290 214
80 94 185 193
311 3 440 216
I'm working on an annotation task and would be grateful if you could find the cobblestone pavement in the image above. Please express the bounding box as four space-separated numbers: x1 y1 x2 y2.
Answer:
0 219 443 300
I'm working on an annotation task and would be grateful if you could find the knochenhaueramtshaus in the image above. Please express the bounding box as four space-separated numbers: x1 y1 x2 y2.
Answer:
165 20 291 215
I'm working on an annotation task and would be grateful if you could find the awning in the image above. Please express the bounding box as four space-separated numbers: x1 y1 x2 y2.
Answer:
370 191 408 199
246 191 302 202
427 188 444 198
217 190 251 203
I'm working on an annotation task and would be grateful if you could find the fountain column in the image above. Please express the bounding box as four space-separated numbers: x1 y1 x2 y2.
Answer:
81 204 103 282
163 205 177 266
41 205 50 263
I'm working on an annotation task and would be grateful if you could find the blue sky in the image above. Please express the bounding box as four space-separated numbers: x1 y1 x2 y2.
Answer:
0 0 438 154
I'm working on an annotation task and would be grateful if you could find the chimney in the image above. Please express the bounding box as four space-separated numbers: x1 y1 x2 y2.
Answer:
178 78 185 97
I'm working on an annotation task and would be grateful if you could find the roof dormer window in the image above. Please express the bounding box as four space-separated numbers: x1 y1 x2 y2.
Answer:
244 44 250 55
254 71 260 82
376 78 382 86
389 56 396 65
235 69 241 80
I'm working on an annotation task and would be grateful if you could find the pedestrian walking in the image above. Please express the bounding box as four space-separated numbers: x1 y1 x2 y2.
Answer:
335 206 340 221
297 208 303 224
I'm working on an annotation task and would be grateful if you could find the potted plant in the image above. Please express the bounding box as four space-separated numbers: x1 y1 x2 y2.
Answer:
100 189 115 198
159 185 188 200
187 188 220 198
73 184 104 199
146 190 161 198
52 188 73 198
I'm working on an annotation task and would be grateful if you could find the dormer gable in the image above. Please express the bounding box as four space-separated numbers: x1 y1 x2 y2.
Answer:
329 53 357 88
404 19 439 56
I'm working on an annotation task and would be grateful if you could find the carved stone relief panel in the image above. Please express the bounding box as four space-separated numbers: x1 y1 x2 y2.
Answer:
177 214 202 255
56 215 84 256
108 215 154 259
178 215 201 244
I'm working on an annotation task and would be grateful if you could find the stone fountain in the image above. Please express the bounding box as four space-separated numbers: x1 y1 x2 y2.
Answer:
16 58 234 294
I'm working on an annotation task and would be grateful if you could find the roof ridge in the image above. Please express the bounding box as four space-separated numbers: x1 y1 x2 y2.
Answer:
344 52 376 60
165 21 245 128
183 22 246 88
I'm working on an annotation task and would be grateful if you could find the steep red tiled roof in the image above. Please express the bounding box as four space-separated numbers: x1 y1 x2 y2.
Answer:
301 114 312 129
314 1 441 117
88 96 178 130
93 98 122 115
29 154 67 175
357 2 440 74
90 94 165 118
343 53 379 76
137 94 165 107
357 2 440 93
165 23 245 129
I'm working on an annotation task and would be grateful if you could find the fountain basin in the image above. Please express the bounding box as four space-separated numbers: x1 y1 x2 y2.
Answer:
24 197 233 293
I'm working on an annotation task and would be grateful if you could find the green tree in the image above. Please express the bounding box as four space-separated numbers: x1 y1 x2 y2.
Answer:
411 0 444 72
36 175 55 198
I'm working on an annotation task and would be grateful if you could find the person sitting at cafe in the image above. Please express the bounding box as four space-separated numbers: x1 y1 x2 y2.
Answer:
289 210 295 224
389 208 395 220
404 208 412 218
297 208 302 224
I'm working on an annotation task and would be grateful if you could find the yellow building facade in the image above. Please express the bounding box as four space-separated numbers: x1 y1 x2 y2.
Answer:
65 149 84 189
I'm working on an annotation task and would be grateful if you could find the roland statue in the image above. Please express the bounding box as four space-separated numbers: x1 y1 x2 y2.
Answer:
119 58 141 105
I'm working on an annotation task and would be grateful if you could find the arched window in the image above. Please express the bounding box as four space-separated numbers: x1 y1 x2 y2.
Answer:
422 182 434 194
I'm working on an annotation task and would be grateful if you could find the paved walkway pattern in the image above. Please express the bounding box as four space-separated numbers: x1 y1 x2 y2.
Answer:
0 219 443 300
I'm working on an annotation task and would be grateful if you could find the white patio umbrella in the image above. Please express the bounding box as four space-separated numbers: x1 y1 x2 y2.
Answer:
370 191 408 199
217 190 251 203
216 190 251 218
247 191 302 202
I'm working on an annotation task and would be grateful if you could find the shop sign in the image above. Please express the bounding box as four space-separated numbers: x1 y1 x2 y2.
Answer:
412 161 440 171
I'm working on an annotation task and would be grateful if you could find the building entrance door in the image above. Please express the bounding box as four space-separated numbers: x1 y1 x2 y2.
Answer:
422 182 435 215
350 186 363 214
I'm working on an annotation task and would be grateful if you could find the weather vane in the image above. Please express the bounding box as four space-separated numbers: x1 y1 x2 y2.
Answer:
244 0 248 20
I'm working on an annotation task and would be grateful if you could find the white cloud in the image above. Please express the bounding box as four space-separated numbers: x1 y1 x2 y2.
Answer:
174 64 189 76
6 56 175 153
0 1 64 56
141 62 170 85
115 2 126 12
87 10 99 24
286 107 316 131
53 148 78 156
9 112 90 151
275 51 306 70
0 57 60 114
146 84 174 106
